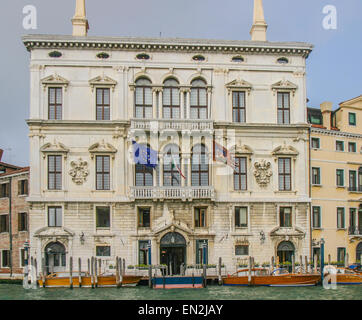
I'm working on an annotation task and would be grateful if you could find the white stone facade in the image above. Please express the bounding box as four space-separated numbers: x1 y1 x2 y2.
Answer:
23 35 313 273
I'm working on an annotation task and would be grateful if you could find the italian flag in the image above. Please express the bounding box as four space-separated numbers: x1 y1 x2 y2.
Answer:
171 155 186 179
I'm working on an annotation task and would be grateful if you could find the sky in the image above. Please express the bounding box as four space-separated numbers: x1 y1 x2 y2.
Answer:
0 0 361 166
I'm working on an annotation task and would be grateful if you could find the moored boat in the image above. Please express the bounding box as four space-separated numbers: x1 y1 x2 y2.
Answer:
38 272 143 288
324 267 362 285
152 275 204 289
223 268 321 287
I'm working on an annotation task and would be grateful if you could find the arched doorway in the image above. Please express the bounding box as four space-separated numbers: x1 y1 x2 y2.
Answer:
44 242 66 274
277 241 295 265
356 242 362 263
160 232 186 275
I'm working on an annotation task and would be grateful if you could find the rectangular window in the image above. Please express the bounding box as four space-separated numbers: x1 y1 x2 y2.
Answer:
235 245 249 256
312 167 321 185
139 240 149 265
96 206 110 228
349 170 357 191
48 87 62 120
18 180 28 196
96 88 110 120
20 249 25 267
336 169 344 187
48 207 62 227
235 207 248 228
349 208 357 233
135 164 153 187
196 240 208 265
2 250 10 268
278 158 291 191
349 113 356 126
336 141 344 151
96 156 110 190
48 155 62 190
311 138 320 149
234 157 247 190
195 207 207 228
96 246 111 257
280 207 292 228
18 212 28 232
0 183 10 198
277 92 290 124
337 248 346 263
312 207 321 228
138 207 150 228
348 142 357 153
232 91 246 123
0 215 9 233
337 208 345 229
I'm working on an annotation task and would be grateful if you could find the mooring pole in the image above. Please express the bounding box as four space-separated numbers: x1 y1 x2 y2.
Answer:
91 257 94 289
218 257 222 286
78 257 82 288
119 257 123 286
116 256 120 288
41 257 46 287
320 238 325 283
148 265 153 289
69 256 73 289
292 255 295 274
94 258 98 288
248 256 252 286
305 256 308 273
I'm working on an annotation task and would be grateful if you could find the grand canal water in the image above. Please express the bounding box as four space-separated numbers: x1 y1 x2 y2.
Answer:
0 284 361 300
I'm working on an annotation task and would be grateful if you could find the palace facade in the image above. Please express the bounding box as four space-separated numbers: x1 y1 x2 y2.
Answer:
308 96 362 264
23 0 314 274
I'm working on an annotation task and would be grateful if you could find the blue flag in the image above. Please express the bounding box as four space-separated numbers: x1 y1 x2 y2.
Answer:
132 141 158 168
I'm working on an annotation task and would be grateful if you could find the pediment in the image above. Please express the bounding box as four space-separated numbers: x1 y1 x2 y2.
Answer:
152 221 193 238
231 144 254 156
339 95 362 109
226 79 252 94
271 80 298 95
34 226 74 238
89 75 118 91
40 141 69 158
88 140 117 158
41 74 69 90
269 226 305 238
272 143 299 157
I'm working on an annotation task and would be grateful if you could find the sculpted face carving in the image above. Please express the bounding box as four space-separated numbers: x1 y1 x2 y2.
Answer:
69 158 89 185
254 160 273 187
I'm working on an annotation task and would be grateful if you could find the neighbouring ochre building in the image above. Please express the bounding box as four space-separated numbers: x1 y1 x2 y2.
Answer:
23 0 314 274
308 96 362 265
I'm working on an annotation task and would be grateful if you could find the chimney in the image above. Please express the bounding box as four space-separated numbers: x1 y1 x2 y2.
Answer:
72 0 89 37
250 0 268 41
0 149 3 162
320 102 333 130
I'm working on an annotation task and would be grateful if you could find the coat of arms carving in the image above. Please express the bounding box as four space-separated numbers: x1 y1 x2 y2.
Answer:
69 158 89 185
254 160 272 187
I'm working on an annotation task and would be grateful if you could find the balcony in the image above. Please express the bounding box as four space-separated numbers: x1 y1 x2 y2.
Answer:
348 186 362 193
348 227 362 237
129 186 215 201
130 118 214 132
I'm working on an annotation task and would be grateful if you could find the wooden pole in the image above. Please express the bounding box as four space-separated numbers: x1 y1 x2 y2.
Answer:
271 256 275 272
292 255 295 274
119 257 123 286
203 264 207 288
218 257 222 285
122 259 125 276
98 259 102 275
78 258 82 288
69 256 73 289
248 256 252 286
41 257 46 288
148 265 153 288
305 256 308 273
299 255 303 274
34 258 38 284
345 253 349 268
87 258 90 276
328 254 331 266
94 258 98 288
91 257 94 289
276 256 280 269
313 255 317 273
116 256 120 288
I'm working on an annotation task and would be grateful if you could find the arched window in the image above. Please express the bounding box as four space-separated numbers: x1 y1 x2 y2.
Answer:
163 79 180 119
135 78 152 118
135 144 154 186
191 144 209 186
163 144 181 186
190 79 207 120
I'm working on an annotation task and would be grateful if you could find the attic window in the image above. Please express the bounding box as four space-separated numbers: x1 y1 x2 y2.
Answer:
49 51 62 58
192 55 205 62
97 52 110 59
136 53 150 60
232 56 244 63
277 57 289 64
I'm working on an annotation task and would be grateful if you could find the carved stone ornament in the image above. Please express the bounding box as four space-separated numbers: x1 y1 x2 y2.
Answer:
254 160 273 187
69 158 89 185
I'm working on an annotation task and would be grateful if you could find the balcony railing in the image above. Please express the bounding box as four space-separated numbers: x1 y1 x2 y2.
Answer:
129 186 215 200
130 119 214 131
348 186 362 192
348 226 362 236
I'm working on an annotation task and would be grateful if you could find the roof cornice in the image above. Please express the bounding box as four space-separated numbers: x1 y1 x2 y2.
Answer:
311 127 362 139
22 35 313 58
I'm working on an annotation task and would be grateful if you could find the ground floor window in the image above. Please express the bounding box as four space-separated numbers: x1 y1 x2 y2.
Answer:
96 246 111 257
235 245 249 256
139 240 149 265
196 240 208 265
138 207 150 228
0 214 9 233
337 247 346 263
1 250 10 268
